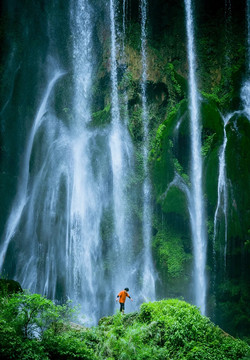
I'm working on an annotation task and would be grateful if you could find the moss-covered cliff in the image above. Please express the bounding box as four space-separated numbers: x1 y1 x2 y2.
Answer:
91 0 249 336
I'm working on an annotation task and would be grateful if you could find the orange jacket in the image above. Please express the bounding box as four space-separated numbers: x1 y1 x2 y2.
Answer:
117 290 130 303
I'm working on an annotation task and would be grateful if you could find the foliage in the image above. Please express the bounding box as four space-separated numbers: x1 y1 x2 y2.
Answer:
91 104 111 127
42 328 97 360
165 63 183 105
0 290 249 359
0 292 79 360
128 107 143 141
150 123 166 161
150 99 186 163
153 230 190 278
201 133 216 157
126 22 141 51
96 299 250 360
0 291 75 339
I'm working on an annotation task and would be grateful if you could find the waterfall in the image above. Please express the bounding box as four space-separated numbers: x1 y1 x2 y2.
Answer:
184 0 207 314
109 0 125 250
68 0 105 323
0 0 107 325
0 70 64 267
140 0 156 301
241 0 250 119
213 115 229 271
109 0 136 307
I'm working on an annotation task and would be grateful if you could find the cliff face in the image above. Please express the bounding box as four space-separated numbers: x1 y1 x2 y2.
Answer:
0 0 249 336
91 0 249 335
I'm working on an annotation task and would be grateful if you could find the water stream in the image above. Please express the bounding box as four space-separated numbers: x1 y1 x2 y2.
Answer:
0 70 64 267
140 0 156 301
184 0 207 315
213 115 229 271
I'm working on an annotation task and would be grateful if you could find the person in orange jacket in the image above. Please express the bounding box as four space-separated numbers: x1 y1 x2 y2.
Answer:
116 287 133 314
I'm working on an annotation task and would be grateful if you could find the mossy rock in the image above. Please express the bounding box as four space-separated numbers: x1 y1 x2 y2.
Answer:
204 145 220 210
98 315 113 326
153 225 192 285
151 99 188 198
161 186 188 219
128 107 143 141
0 279 22 297
89 104 111 128
98 299 250 359
225 114 250 240
201 99 224 141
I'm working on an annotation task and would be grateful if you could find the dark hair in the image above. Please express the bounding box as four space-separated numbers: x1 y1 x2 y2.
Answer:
124 287 129 291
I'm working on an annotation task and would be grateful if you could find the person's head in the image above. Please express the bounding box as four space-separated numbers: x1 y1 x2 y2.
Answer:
124 287 129 292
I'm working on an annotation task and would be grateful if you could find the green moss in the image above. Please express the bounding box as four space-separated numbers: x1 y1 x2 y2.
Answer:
225 115 250 240
161 186 188 219
128 107 143 141
166 63 182 103
201 133 216 157
201 100 224 140
150 123 166 161
216 280 250 337
204 146 220 209
126 22 141 51
99 299 250 360
173 158 190 184
90 104 111 127
153 228 191 279
150 99 187 161
151 99 189 200
201 99 224 209
0 279 22 297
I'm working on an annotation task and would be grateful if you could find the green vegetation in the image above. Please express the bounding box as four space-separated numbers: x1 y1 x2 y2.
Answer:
91 104 111 127
201 133 216 157
153 229 190 279
165 63 184 106
0 0 249 347
1 288 249 360
128 107 143 141
160 186 189 217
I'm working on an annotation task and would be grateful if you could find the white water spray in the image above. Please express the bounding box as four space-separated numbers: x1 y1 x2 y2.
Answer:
140 0 156 301
67 0 106 323
213 115 229 270
184 0 207 315
109 0 137 312
0 0 107 325
109 0 127 250
0 70 63 264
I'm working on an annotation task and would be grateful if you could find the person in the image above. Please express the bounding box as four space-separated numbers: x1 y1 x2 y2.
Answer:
116 287 133 314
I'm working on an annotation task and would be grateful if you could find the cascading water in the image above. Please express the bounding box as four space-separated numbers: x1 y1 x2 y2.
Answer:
109 0 125 251
241 0 250 119
68 0 106 323
0 70 64 269
109 0 137 310
0 0 107 325
140 0 156 301
184 0 207 315
213 115 229 270
0 0 157 323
